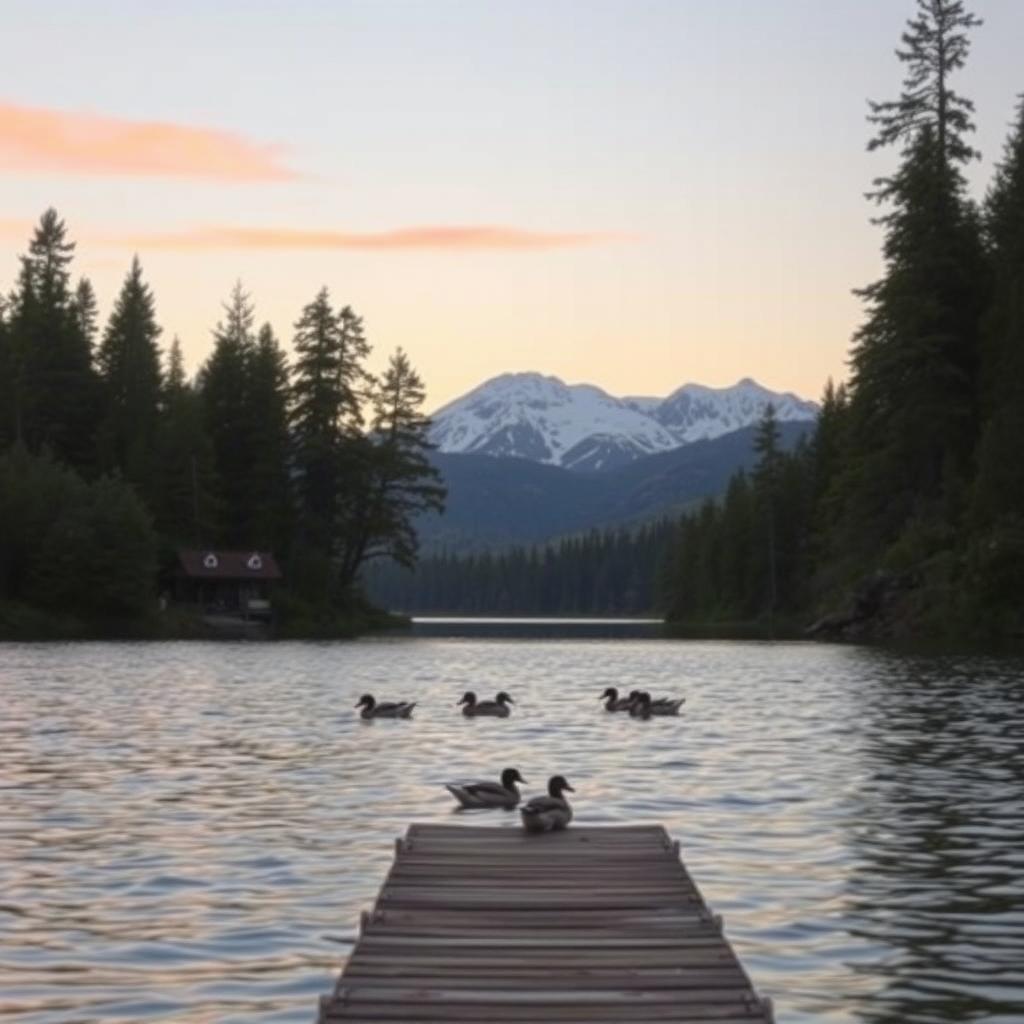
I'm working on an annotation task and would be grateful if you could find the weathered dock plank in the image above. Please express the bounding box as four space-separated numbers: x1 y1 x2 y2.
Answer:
319 824 773 1023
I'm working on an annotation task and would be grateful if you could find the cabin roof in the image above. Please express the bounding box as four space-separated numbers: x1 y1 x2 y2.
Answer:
176 549 283 580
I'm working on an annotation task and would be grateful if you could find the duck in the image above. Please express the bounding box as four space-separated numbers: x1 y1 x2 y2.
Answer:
458 690 514 717
355 694 416 719
520 775 574 832
629 691 685 717
444 768 527 809
600 686 640 712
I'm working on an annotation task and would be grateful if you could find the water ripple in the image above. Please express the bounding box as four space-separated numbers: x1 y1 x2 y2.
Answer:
1 639 1023 1022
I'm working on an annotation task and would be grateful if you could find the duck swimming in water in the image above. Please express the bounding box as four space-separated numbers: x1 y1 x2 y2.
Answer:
355 694 416 719
444 767 526 809
629 691 685 717
520 775 574 832
458 691 514 717
600 687 639 712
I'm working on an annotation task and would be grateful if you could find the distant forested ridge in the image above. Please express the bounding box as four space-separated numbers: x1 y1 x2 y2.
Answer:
662 0 1024 640
0 217 444 636
365 521 675 616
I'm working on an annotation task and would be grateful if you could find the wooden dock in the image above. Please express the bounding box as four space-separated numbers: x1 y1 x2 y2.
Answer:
319 823 774 1023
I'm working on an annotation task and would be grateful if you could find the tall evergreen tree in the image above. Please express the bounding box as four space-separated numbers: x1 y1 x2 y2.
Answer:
165 334 188 394
842 2 987 558
199 282 258 546
867 0 982 168
337 348 446 585
72 277 99 354
969 97 1024 618
96 256 163 501
246 323 293 551
155 338 219 546
8 210 99 470
752 404 781 617
290 290 367 556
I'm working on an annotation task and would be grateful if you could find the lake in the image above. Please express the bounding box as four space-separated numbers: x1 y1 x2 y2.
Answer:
2 635 1023 1023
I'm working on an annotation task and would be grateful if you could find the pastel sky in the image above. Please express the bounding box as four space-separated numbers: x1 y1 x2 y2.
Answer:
2 1 1022 410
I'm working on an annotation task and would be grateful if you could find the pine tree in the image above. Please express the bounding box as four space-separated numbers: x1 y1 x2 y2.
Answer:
973 96 1024 522
969 97 1024 618
753 403 781 618
841 3 988 560
72 277 98 354
8 210 99 471
867 0 982 168
290 290 370 563
337 348 446 586
96 256 163 501
246 323 292 551
155 338 219 546
199 283 258 545
165 335 188 394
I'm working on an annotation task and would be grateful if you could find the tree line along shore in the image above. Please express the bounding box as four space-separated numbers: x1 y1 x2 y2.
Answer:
372 3 1024 642
3 2 1022 642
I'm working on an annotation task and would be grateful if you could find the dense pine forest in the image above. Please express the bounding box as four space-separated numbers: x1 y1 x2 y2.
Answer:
662 1 1024 639
366 521 675 616
0 216 444 636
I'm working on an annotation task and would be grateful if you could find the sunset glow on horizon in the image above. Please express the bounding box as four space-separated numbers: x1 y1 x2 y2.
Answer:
2 1 1023 410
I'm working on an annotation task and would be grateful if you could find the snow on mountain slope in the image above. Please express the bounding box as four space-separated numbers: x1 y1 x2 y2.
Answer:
429 372 817 471
429 373 679 471
655 378 819 443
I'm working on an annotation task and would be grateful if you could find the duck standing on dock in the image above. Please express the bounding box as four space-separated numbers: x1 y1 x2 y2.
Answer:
355 694 416 719
458 691 514 717
600 687 639 711
629 691 685 717
444 767 527 809
520 775 574 832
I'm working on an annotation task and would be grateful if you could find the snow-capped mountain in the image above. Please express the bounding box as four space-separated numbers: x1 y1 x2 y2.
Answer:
654 378 818 444
429 373 818 472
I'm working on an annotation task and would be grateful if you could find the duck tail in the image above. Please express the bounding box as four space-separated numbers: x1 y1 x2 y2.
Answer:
445 783 470 805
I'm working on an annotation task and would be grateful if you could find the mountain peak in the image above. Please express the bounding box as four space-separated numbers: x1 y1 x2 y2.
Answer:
429 373 817 471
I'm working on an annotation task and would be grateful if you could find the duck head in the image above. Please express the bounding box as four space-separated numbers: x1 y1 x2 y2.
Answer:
355 694 375 710
548 774 575 796
457 691 477 707
601 687 619 700
495 691 514 705
501 767 526 788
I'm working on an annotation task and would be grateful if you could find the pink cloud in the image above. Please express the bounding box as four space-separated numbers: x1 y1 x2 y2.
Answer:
112 224 624 250
0 100 296 181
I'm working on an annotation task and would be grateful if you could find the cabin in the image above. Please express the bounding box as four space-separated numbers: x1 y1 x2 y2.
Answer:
173 549 282 619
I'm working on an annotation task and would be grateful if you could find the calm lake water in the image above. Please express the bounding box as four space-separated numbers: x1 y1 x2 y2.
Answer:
2 635 1023 1023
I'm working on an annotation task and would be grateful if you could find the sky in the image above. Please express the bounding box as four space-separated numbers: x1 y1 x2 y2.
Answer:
1 0 1022 411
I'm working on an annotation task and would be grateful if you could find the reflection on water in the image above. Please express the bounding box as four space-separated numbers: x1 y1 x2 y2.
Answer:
1 639 1022 1023
842 652 1024 1024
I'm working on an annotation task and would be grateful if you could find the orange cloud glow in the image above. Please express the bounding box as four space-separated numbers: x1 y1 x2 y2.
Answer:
110 224 624 251
0 101 296 180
